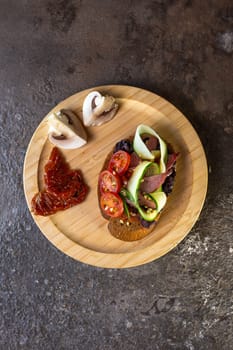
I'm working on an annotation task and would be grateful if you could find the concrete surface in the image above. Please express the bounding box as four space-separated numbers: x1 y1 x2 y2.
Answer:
0 1 233 349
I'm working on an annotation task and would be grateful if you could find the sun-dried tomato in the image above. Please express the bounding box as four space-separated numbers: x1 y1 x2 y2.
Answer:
31 191 63 216
31 147 88 216
45 170 83 200
44 147 70 185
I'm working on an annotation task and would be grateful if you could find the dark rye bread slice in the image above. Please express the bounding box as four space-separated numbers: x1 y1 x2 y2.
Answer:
98 149 159 241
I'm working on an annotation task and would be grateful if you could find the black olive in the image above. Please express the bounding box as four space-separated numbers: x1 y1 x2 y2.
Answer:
162 168 176 195
114 139 133 153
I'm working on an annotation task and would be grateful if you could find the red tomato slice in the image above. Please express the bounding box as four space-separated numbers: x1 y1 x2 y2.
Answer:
108 151 131 176
99 170 121 194
100 192 124 218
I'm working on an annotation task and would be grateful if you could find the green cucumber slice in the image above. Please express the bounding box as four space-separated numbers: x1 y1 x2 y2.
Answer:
127 161 152 201
144 162 160 177
127 161 159 221
133 124 168 173
149 191 167 212
137 206 158 222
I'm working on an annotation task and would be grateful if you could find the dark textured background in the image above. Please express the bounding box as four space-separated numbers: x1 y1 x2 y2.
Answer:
1 1 233 349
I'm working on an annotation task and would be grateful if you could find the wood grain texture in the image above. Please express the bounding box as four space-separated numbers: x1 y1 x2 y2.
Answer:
23 85 208 268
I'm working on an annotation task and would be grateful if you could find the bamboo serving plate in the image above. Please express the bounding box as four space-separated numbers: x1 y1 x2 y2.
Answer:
23 85 208 268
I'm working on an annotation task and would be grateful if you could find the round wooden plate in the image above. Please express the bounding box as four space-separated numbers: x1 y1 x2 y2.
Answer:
23 85 208 268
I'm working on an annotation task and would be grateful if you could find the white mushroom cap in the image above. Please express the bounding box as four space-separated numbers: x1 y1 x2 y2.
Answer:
47 109 87 149
82 91 118 126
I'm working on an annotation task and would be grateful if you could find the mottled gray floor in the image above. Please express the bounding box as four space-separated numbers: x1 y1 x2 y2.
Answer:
0 1 233 349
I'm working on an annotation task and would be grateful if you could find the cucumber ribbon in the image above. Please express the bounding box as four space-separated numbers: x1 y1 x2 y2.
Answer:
127 161 167 221
133 124 167 173
126 124 169 221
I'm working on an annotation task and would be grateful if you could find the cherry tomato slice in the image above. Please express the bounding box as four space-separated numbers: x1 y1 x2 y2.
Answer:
108 151 131 176
100 192 124 218
99 170 121 194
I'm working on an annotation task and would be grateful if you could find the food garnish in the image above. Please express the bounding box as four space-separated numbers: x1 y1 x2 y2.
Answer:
99 170 121 194
108 150 131 176
100 192 124 218
98 124 179 240
133 124 167 172
31 147 88 216
82 91 118 126
47 109 87 149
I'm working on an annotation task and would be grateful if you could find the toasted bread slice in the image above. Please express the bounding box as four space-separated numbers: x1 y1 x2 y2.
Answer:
98 149 158 241
98 135 177 241
108 216 157 241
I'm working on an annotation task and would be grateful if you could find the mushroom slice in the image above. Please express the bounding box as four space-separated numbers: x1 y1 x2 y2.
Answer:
82 91 118 126
47 109 87 149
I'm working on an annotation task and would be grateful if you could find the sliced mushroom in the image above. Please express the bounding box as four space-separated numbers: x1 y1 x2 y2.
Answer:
82 91 118 126
47 109 87 149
